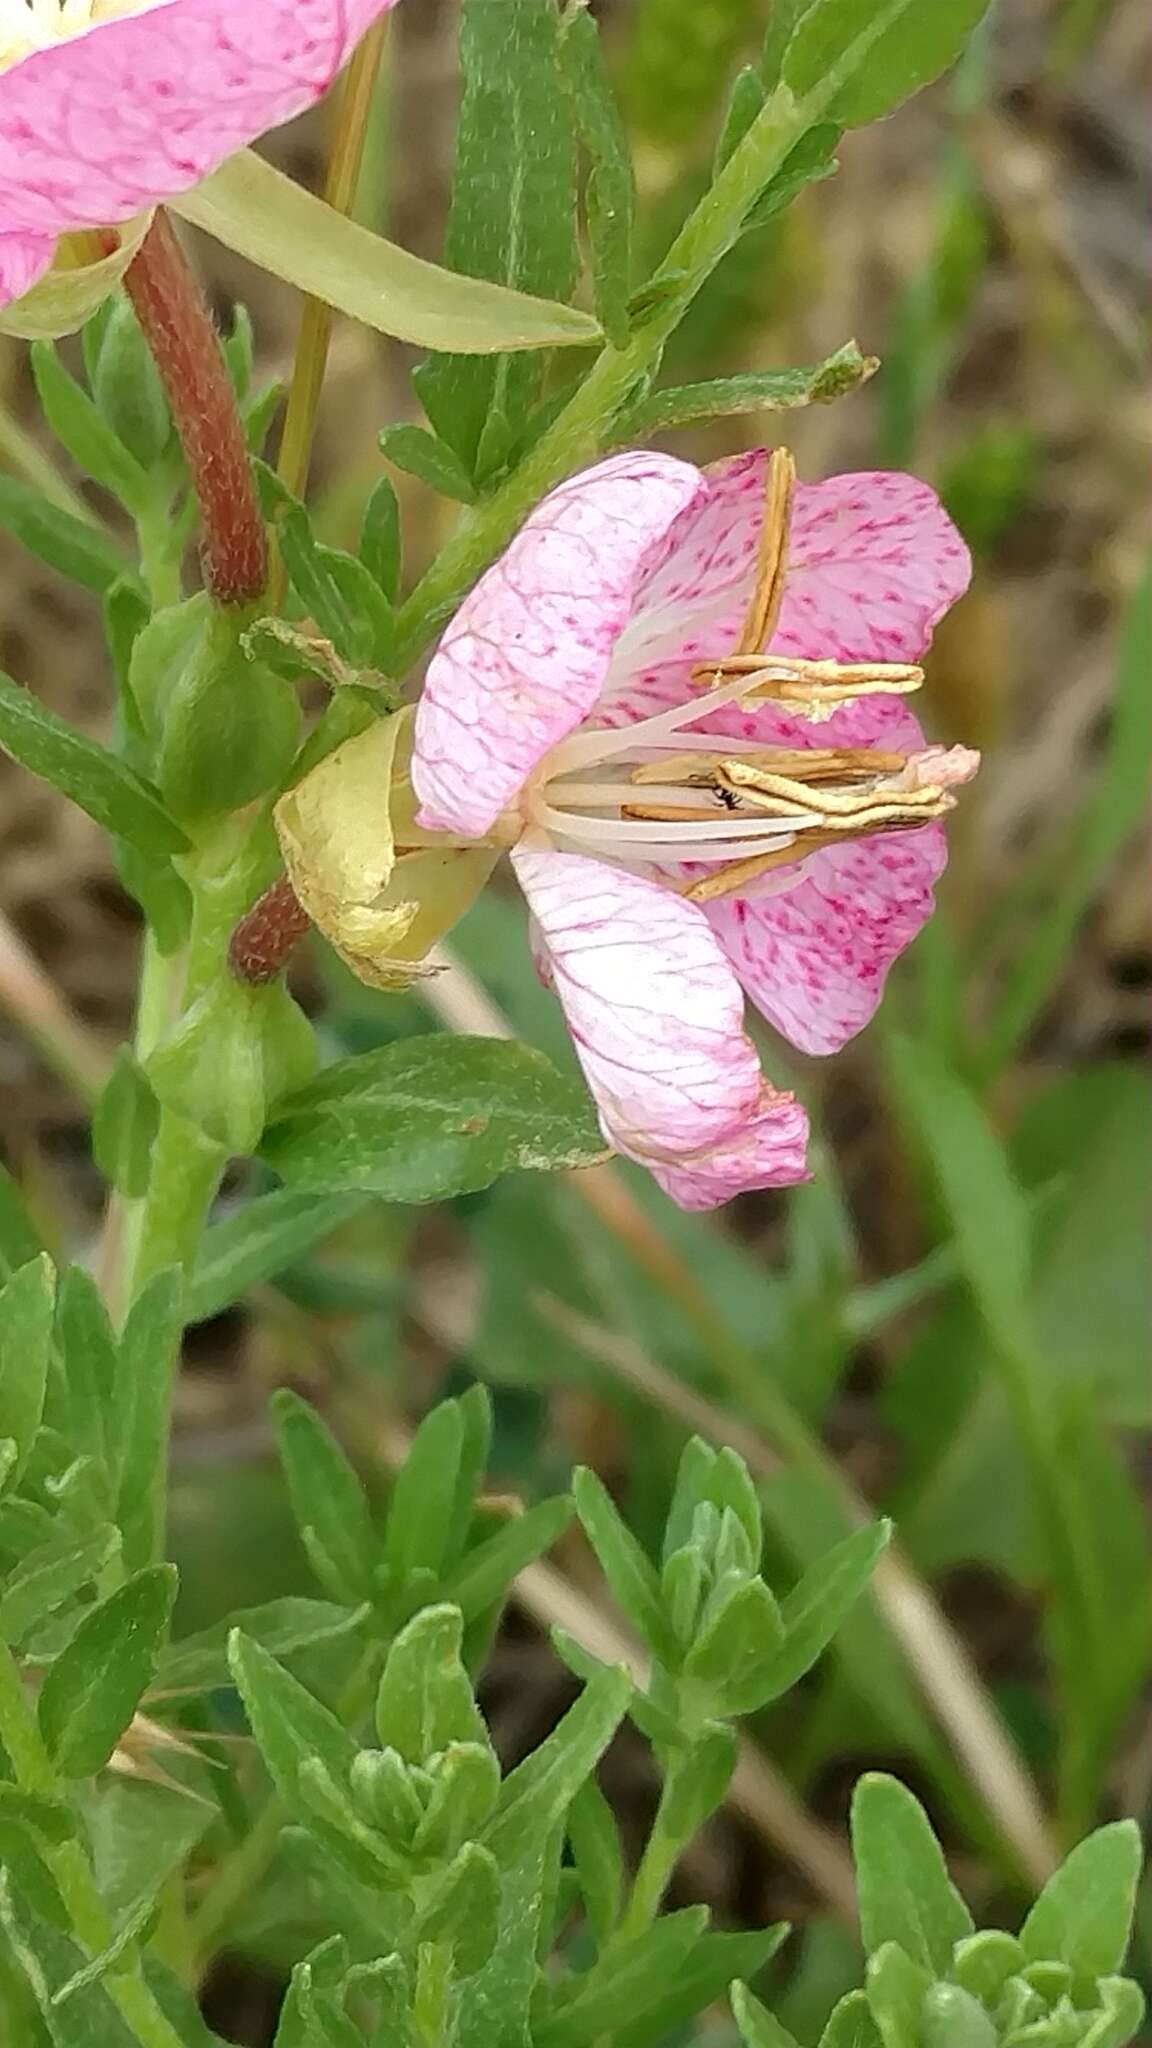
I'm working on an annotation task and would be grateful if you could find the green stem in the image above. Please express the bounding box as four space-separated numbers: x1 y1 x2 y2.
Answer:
391 84 805 669
0 1645 187 2048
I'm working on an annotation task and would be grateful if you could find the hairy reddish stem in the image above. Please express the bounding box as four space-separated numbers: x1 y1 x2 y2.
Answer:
124 210 268 605
229 874 311 984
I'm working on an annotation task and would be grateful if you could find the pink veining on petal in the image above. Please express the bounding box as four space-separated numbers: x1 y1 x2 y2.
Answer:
706 825 949 1057
510 842 810 1204
413 453 706 839
0 0 398 271
599 449 971 728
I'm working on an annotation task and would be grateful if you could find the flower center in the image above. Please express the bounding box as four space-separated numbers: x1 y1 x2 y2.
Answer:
523 450 978 899
0 0 148 67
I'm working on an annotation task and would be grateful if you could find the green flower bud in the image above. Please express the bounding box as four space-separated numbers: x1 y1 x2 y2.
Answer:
146 977 316 1152
157 609 301 822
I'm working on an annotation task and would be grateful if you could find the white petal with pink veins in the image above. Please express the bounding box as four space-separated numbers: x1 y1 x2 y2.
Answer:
510 842 809 1205
0 0 398 285
413 453 705 840
706 826 948 1057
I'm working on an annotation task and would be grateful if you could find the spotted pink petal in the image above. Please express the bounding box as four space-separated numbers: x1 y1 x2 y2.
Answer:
601 449 971 726
0 230 56 304
0 0 398 290
510 842 810 1208
705 825 948 1057
413 454 706 840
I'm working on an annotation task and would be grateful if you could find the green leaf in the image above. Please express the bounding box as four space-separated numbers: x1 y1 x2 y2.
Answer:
92 1049 161 1202
36 1564 177 1777
377 424 477 504
175 149 598 354
414 0 579 481
618 342 877 437
572 1468 674 1661
0 1785 77 1845
656 1724 738 1843
258 469 395 671
864 1942 930 2048
0 1525 120 1648
0 475 136 594
784 0 993 127
114 1271 185 1573
567 1778 623 1948
373 1605 487 1764
55 1265 118 1475
30 342 151 516
187 1189 366 1324
850 1774 973 1974
535 1909 707 2048
90 296 172 471
756 1520 892 1702
0 1256 55 1489
261 1037 606 1201
272 1391 377 1606
486 1665 630 1861
950 1930 1024 2004
359 479 402 602
411 1742 501 1861
157 1596 362 1695
1019 1821 1142 1981
414 1842 501 1977
714 65 768 176
443 1494 573 1622
731 1980 803 2048
818 1991 884 2048
559 9 635 347
381 1400 465 1592
228 1628 358 1816
616 1927 790 2048
1083 1979 1146 2048
0 671 189 858
921 1986 997 2048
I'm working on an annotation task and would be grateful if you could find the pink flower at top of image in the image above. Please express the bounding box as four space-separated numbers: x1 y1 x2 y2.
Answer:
0 0 399 307
411 446 979 1211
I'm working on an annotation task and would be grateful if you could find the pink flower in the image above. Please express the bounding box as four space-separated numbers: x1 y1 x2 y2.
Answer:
412 447 977 1210
0 0 398 308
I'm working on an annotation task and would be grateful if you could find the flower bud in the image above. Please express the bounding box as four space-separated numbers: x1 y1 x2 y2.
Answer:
156 609 301 823
146 977 316 1153
274 710 496 989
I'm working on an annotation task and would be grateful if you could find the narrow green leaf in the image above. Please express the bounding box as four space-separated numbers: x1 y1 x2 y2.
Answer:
757 1520 891 1702
54 1265 116 1476
30 342 151 516
1019 1821 1142 1980
414 0 580 480
445 1384 494 1571
0 1525 120 1647
414 1842 501 1977
950 1930 1024 2004
90 295 172 471
272 1391 377 1606
0 671 189 858
256 466 394 670
187 1189 366 1324
377 424 476 503
411 1742 501 1862
784 0 993 127
851 1774 973 1974
616 1928 790 2048
573 1468 674 1661
818 1988 884 2048
114 1270 185 1572
175 150 598 354
486 1665 630 1861
228 1628 358 1815
536 1909 707 2048
864 1942 930 2048
359 478 402 602
1086 1978 1146 2048
731 1979 803 2048
156 1596 362 1695
618 343 877 437
0 1256 55 1489
559 9 635 347
382 1401 465 1590
261 1037 606 1201
683 1578 786 1711
37 1563 176 1777
0 475 136 594
714 65 768 177
0 1786 77 1845
92 1048 161 1201
567 1778 623 1948
444 1494 573 1622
